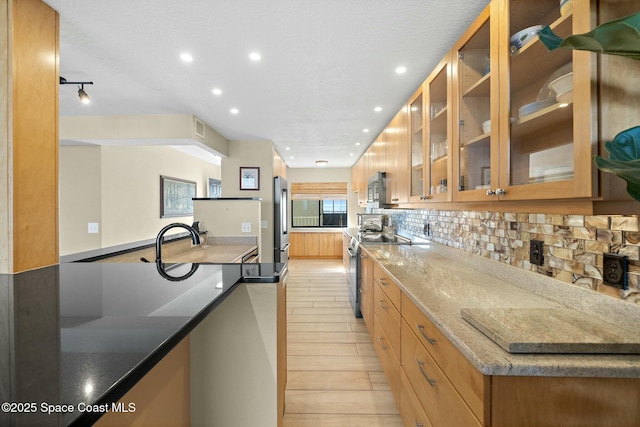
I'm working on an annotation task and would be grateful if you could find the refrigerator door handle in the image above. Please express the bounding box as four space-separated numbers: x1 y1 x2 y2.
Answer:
281 242 291 251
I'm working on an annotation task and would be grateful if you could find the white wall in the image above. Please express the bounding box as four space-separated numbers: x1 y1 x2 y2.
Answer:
221 140 276 261
59 145 220 255
286 167 363 228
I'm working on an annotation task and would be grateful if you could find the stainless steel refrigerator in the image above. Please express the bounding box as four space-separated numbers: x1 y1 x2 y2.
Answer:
273 176 289 264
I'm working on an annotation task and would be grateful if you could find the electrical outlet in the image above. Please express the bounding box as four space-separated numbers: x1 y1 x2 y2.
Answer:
529 239 544 266
241 222 251 233
603 253 628 290
423 223 431 236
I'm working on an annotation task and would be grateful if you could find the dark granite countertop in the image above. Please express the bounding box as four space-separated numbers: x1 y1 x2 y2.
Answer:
0 261 285 426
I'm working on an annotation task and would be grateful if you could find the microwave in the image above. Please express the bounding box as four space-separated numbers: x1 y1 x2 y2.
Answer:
367 172 390 209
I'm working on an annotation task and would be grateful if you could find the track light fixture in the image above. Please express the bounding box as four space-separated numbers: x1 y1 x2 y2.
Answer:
59 76 93 104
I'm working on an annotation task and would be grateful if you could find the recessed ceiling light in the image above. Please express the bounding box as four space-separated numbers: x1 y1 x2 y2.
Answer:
374 106 382 112
355 142 361 146
315 160 328 167
212 88 222 96
180 53 194 63
230 108 239 114
395 66 407 74
363 129 369 133
285 147 291 150
249 52 261 61
290 156 294 159
349 153 354 156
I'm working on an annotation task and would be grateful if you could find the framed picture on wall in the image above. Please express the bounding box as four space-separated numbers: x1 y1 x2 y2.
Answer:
160 175 197 218
239 167 260 190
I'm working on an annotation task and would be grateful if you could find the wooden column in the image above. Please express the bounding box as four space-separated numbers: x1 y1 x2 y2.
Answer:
0 0 59 273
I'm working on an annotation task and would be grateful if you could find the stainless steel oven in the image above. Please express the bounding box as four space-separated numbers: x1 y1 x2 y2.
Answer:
347 232 412 318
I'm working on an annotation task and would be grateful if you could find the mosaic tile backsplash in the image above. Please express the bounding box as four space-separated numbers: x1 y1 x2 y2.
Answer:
378 208 640 304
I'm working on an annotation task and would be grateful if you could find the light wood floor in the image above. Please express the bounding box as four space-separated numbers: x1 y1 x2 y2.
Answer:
282 258 403 427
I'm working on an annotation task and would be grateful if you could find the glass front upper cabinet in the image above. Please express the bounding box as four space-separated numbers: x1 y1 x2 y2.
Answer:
499 0 580 200
452 5 496 202
426 58 451 202
409 88 424 202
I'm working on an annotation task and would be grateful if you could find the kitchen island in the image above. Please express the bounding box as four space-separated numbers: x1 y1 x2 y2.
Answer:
358 241 640 426
0 261 287 426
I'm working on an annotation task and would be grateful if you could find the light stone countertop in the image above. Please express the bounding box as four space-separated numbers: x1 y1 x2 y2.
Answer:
362 242 640 378
163 244 257 263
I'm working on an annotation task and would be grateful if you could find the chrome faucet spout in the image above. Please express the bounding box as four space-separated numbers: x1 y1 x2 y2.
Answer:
155 223 201 262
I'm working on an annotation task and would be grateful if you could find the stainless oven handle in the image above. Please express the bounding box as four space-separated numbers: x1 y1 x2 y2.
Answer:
280 242 291 252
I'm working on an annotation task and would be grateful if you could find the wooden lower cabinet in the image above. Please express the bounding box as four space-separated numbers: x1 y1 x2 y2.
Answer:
400 369 433 427
366 259 640 427
401 322 482 427
290 232 342 258
402 294 488 424
491 375 640 427
360 250 374 339
373 315 401 407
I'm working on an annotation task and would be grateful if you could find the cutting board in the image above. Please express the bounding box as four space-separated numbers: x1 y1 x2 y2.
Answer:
461 307 640 354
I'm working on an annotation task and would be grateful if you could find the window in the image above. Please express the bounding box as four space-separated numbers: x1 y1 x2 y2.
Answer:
290 182 348 228
292 199 347 228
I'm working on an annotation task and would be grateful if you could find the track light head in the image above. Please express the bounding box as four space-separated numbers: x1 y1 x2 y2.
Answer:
78 85 91 104
59 76 93 104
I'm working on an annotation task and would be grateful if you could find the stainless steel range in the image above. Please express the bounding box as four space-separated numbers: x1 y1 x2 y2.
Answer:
347 231 411 318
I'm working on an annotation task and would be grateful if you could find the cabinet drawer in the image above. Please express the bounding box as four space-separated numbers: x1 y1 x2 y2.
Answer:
373 282 401 359
401 322 482 427
400 369 433 427
402 294 488 424
373 262 401 310
373 315 401 406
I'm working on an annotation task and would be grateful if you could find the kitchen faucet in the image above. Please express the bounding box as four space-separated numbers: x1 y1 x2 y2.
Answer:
155 223 201 262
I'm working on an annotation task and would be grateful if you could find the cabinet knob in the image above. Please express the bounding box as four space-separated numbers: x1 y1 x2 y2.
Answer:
486 189 496 196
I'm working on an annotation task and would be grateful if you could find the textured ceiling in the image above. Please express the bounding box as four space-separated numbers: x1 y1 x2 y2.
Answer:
44 0 490 168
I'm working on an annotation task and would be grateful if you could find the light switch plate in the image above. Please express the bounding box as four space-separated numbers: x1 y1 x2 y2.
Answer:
241 222 251 233
261 220 268 229
88 222 99 234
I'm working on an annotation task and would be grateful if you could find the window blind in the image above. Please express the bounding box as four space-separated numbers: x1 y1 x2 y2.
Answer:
290 182 348 200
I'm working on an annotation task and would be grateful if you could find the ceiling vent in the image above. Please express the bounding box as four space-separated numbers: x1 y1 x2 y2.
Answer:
194 117 205 139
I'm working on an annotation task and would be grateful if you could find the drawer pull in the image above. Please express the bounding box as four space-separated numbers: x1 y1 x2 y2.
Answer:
416 359 437 388
378 299 389 310
377 336 388 350
415 422 424 427
415 323 436 345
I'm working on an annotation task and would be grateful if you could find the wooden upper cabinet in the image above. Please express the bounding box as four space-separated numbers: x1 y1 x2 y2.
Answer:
352 0 639 206
496 0 589 201
408 87 425 203
425 55 453 202
388 104 410 204
452 3 497 202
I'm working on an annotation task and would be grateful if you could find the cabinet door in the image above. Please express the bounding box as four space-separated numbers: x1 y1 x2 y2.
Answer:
393 104 410 204
496 0 594 200
319 233 332 256
305 233 320 256
360 251 374 339
289 233 305 258
452 3 498 202
425 55 453 202
409 87 426 202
